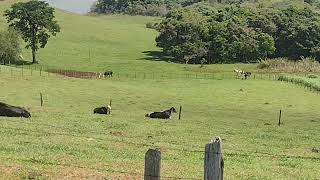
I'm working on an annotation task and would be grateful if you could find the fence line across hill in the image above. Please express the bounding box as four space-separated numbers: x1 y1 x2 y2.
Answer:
0 64 282 81
0 124 319 162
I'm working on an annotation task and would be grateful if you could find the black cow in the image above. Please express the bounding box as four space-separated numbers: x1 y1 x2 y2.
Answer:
104 71 113 78
145 107 177 119
0 102 31 118
94 105 111 115
244 72 252 79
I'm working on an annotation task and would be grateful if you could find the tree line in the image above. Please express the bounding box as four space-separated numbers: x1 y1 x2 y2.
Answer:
155 5 320 64
91 0 202 16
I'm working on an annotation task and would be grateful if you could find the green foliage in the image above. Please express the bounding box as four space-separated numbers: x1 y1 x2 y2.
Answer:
155 9 209 64
156 5 320 64
0 28 20 65
257 57 320 73
91 0 202 16
156 7 276 64
4 0 60 64
278 74 320 92
307 74 318 78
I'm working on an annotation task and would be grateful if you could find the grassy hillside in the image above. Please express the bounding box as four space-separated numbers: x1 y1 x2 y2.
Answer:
0 0 256 74
0 66 319 179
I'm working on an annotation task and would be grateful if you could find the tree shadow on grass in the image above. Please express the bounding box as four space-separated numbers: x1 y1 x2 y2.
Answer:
141 51 174 62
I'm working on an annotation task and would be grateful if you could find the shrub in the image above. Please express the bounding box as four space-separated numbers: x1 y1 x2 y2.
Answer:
0 28 21 65
307 74 318 79
257 58 320 73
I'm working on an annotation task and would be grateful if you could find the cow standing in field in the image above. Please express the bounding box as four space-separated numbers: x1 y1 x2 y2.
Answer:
234 69 244 78
145 107 177 119
98 72 103 79
104 71 113 78
244 72 252 79
0 102 31 118
234 69 252 79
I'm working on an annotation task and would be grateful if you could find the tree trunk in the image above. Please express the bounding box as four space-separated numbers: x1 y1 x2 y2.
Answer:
32 47 37 64
31 27 38 64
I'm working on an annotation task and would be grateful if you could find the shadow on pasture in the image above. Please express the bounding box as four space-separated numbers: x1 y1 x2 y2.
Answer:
141 51 174 62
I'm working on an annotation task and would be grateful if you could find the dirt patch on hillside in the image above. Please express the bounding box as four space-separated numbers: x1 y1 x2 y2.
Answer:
48 69 97 79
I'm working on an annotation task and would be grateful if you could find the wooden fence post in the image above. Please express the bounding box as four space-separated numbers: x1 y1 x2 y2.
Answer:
21 65 24 77
278 110 282 126
179 106 182 120
40 93 43 107
109 99 112 107
144 149 161 180
205 137 224 180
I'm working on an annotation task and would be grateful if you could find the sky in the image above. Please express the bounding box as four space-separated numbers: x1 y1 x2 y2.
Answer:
44 0 96 14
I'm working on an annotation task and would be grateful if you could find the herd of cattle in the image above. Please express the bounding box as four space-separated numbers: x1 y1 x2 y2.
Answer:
0 69 252 119
97 70 252 80
98 71 113 78
0 101 177 120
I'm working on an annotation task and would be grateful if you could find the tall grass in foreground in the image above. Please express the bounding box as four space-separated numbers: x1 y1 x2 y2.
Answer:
258 57 320 73
278 74 320 92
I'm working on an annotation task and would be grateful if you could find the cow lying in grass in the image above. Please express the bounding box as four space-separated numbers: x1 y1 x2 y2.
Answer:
145 107 177 119
94 105 111 115
0 102 31 118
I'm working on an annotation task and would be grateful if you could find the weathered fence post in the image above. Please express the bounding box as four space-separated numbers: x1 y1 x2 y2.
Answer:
21 65 24 77
40 93 43 107
205 137 224 180
179 105 182 120
278 110 282 126
144 149 161 180
109 99 112 107
40 67 42 76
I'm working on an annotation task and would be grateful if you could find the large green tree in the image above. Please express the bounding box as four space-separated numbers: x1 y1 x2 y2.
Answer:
156 9 209 64
5 0 60 64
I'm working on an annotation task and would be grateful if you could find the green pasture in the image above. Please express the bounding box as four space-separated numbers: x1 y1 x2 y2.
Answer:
0 66 319 179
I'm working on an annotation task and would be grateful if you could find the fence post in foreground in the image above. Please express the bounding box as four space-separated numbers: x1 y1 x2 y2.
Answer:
144 149 161 180
278 110 282 126
205 137 224 180
179 105 182 120
40 93 43 107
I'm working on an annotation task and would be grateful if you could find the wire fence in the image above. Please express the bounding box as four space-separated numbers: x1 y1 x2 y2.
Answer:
0 64 282 81
0 121 319 179
0 64 319 178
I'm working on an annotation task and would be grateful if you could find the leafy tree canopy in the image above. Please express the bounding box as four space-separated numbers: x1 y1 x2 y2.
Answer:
5 0 60 64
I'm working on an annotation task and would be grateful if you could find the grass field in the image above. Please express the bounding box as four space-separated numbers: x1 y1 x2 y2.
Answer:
278 74 320 92
0 66 319 179
0 1 320 179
